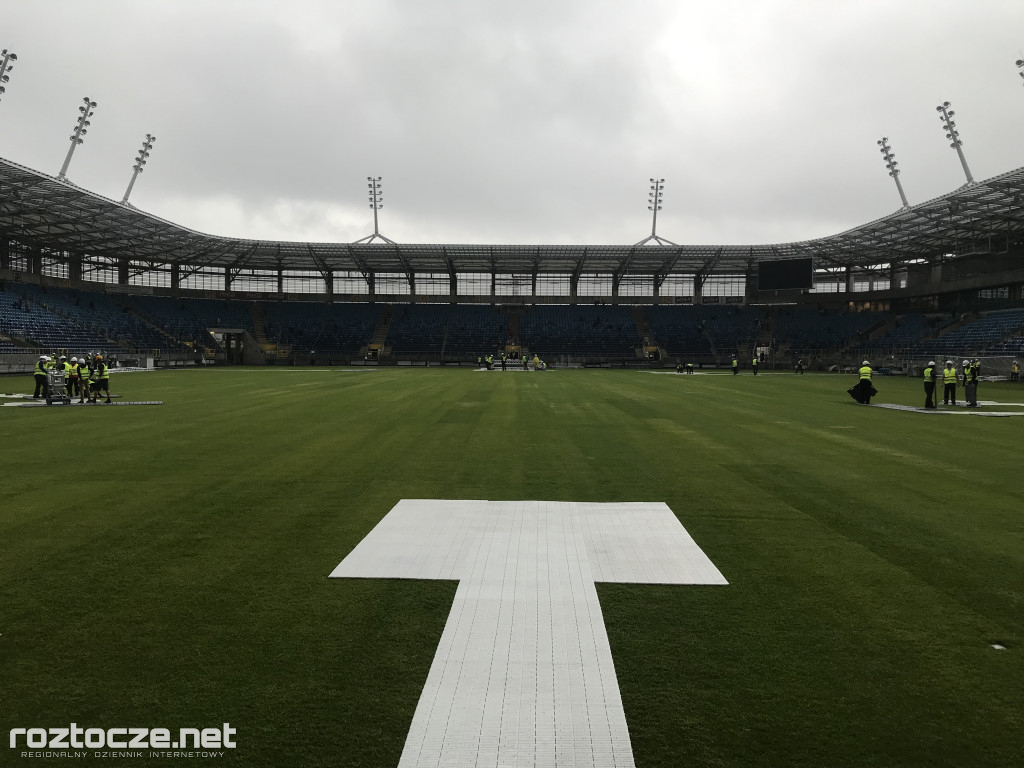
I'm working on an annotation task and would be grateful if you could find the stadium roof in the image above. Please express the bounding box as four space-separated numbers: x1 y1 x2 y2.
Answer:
3 155 1024 278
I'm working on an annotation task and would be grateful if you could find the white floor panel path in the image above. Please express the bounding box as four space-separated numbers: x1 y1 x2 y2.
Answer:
331 500 727 768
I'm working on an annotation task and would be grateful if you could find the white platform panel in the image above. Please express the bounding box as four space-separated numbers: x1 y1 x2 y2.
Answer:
331 500 727 768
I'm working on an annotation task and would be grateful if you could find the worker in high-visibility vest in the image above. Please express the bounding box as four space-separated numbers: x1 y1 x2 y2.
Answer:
942 360 957 406
965 359 980 407
1011 360 1020 382
89 354 111 404
854 360 874 404
33 355 49 398
922 361 937 409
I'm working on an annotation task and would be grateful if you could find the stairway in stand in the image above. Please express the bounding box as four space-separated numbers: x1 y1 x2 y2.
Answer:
250 302 268 344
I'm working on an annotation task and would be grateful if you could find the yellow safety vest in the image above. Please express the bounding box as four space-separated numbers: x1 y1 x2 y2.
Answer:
943 367 957 384
859 366 872 380
91 363 108 381
923 366 934 382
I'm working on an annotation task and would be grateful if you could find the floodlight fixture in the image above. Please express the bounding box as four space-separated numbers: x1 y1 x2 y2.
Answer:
1017 58 1024 85
354 176 396 244
58 96 97 180
122 133 156 204
0 48 17 103
935 100 974 185
876 136 910 209
635 177 677 246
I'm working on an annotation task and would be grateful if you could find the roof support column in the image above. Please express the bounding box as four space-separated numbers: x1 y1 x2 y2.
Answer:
225 267 232 292
693 272 705 305
366 272 375 296
277 269 284 295
29 244 41 275
118 257 129 286
570 273 578 303
845 266 853 293
69 251 82 282
171 263 180 291
491 271 496 297
326 269 334 302
532 270 537 297
744 267 756 302
445 252 457 301
0 239 10 271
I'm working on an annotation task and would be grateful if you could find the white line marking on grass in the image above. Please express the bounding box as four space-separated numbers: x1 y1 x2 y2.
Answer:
332 499 726 768
870 403 1024 417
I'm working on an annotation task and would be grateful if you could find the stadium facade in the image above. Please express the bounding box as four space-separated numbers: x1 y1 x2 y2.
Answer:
3 155 1024 369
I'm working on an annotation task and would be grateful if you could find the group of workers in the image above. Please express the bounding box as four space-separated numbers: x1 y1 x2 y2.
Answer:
854 358 986 408
729 356 760 374
479 353 546 371
922 359 982 409
32 353 111 403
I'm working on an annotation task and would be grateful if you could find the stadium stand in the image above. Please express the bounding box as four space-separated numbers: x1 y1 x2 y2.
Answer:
643 306 712 357
773 307 882 355
916 309 1024 357
519 305 639 360
443 305 509 358
387 303 450 355
264 301 382 355
120 295 254 349
1 284 124 353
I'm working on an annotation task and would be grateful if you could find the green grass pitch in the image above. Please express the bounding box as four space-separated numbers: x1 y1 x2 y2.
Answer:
1 367 1022 767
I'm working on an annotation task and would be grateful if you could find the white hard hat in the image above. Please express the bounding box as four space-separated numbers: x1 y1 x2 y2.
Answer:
39 354 46 359
962 360 969 366
70 357 78 363
862 360 870 366
59 355 66 360
946 360 953 365
928 361 935 366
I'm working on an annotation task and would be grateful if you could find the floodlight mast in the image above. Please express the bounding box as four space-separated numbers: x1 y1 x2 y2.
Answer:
634 177 677 246
58 96 97 180
122 133 156 204
935 101 974 186
354 176 396 244
0 49 18 103
877 137 910 209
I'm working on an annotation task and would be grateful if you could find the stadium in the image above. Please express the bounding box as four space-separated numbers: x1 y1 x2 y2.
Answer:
3 19 1024 768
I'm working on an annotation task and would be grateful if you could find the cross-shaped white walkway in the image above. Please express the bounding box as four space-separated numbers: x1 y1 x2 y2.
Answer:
331 499 727 768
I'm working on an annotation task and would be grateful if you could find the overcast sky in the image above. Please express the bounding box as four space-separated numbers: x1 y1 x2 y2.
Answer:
3 0 1023 247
